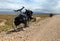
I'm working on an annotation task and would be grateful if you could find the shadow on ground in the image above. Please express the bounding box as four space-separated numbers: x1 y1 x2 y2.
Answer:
6 27 25 34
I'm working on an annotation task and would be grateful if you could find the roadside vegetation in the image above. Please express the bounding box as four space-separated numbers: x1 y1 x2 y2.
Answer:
0 14 50 32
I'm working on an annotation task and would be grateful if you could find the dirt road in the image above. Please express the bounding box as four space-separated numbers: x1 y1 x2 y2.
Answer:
0 15 60 41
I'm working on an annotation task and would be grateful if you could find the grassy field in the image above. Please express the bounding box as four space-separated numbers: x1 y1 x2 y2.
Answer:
0 14 50 32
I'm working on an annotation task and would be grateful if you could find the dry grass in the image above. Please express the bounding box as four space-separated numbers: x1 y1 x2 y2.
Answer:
0 14 50 32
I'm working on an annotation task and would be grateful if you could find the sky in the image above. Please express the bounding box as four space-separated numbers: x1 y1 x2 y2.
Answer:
0 0 60 13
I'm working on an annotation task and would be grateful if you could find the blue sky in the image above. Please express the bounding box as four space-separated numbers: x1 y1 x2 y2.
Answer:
0 0 60 13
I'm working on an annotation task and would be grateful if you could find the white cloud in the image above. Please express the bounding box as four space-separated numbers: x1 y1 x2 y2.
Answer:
0 0 47 10
0 0 60 13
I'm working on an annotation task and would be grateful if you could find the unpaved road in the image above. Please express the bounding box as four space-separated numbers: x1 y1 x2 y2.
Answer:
0 15 60 41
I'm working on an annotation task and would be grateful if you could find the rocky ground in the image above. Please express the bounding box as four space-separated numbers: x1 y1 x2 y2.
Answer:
0 15 60 41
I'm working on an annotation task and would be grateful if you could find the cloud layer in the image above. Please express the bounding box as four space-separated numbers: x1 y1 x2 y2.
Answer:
0 0 60 13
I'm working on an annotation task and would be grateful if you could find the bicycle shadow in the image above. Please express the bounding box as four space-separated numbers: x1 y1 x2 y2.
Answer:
6 27 24 34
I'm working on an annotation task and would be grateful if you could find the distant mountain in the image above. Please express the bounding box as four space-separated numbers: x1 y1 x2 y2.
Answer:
33 9 60 14
0 11 17 14
0 9 58 14
33 9 51 14
0 8 50 14
0 11 51 14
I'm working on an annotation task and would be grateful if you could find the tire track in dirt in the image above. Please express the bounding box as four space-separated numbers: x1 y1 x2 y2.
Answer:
25 15 60 41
